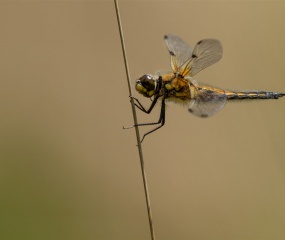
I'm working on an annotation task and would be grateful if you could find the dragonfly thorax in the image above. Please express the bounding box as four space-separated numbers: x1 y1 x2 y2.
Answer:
135 74 158 98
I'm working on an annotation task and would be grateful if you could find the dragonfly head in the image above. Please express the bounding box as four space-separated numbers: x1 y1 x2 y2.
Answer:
135 74 157 98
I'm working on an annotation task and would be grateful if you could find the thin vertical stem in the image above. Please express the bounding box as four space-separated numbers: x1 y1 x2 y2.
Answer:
114 1 156 240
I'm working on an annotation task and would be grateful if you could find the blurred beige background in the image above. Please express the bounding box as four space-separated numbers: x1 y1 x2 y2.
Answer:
1 1 285 239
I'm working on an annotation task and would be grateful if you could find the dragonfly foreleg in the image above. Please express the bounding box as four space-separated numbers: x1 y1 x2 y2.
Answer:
140 99 165 143
123 95 160 130
123 99 166 143
130 95 159 114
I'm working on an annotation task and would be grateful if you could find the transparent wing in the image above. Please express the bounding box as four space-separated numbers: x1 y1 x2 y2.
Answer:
188 86 227 117
164 34 193 72
185 39 223 77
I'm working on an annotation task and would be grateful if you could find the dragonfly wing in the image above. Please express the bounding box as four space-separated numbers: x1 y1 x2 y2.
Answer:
188 39 222 77
164 34 193 72
188 87 227 117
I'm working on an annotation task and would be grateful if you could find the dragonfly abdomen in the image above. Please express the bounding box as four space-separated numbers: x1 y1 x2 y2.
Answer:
226 90 285 100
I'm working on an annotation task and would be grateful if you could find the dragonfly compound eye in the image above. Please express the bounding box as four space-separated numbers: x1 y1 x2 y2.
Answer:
135 75 156 98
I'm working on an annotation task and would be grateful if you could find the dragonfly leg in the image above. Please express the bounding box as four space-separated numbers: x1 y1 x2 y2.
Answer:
123 95 161 130
123 99 166 142
140 99 165 143
130 95 159 114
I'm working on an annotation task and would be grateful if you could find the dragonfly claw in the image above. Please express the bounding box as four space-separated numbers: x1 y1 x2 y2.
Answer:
123 125 135 130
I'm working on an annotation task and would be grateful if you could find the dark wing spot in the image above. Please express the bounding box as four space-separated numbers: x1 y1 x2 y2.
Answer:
201 114 208 118
169 51 175 56
188 109 193 113
192 54 197 58
197 40 203 45
164 35 168 40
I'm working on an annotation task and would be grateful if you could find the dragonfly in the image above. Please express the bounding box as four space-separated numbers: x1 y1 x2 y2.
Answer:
126 34 285 142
